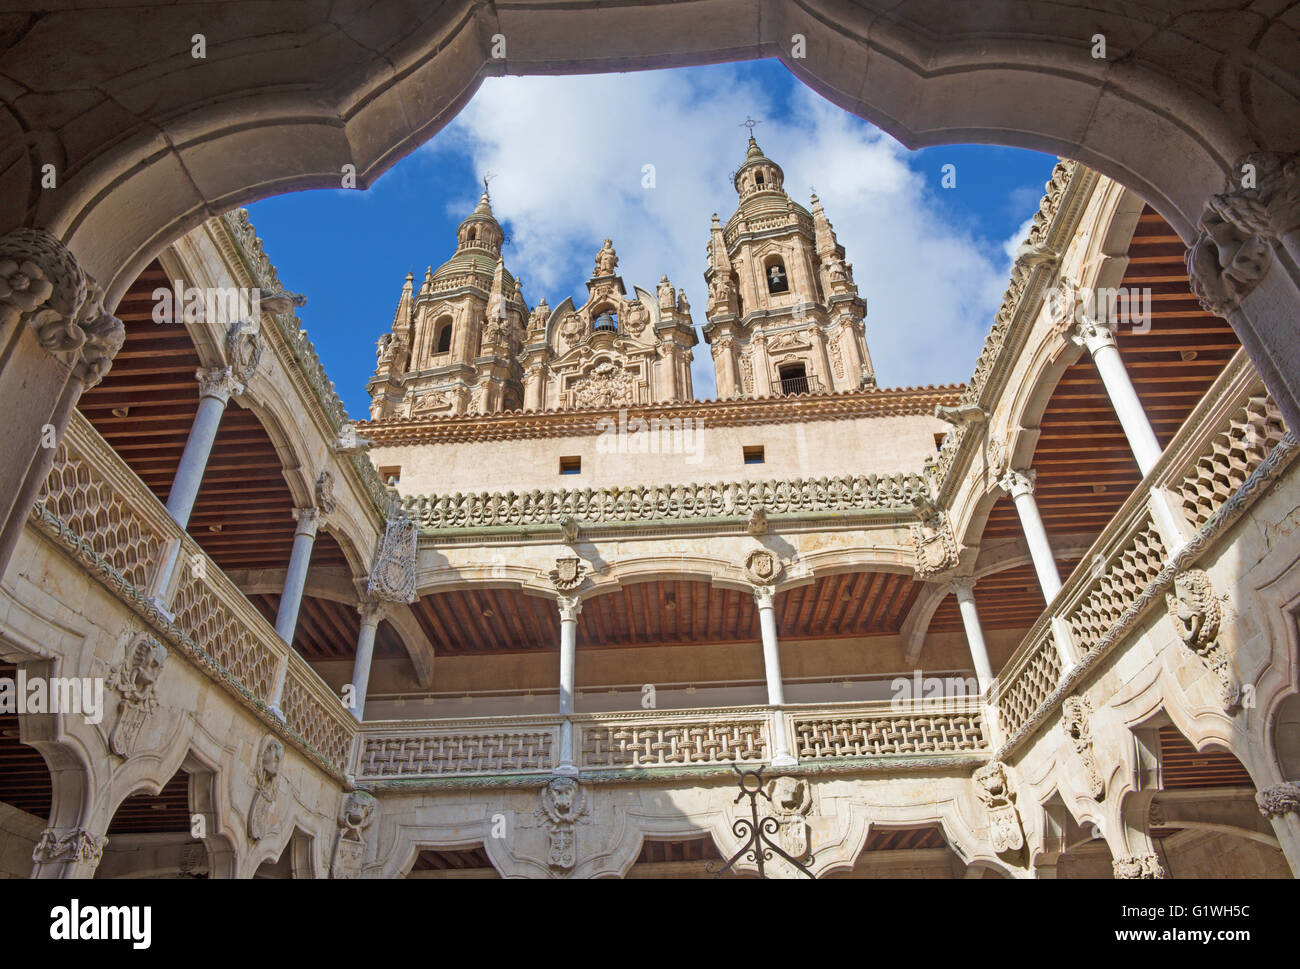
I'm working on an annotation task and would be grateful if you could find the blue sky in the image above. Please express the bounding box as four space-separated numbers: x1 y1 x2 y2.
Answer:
245 59 1057 419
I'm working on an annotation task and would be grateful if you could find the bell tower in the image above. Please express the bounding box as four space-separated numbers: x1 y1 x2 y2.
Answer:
703 135 874 398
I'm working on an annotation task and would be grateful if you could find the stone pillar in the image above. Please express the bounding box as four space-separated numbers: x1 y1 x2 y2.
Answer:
949 577 994 693
556 594 581 776
712 338 740 398
1000 468 1061 602
348 600 387 722
275 508 320 643
1071 320 1162 476
753 585 795 767
751 331 773 396
166 367 242 528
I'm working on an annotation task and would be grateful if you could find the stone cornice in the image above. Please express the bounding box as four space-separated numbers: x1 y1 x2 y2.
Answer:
359 384 961 445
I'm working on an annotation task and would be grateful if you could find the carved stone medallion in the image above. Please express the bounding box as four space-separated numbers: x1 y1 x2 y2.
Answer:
743 548 783 586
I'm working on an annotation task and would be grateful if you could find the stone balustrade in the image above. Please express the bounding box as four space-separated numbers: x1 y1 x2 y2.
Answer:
30 411 358 774
401 471 930 532
353 698 989 780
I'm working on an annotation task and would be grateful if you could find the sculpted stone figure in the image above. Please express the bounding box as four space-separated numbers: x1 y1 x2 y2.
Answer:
331 790 377 879
972 760 1024 854
1061 696 1104 801
537 776 588 873
766 776 812 860
1165 568 1239 711
593 239 619 277
106 633 168 758
248 735 284 841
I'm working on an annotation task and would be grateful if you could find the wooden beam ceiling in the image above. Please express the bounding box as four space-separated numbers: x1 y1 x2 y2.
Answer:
250 589 406 662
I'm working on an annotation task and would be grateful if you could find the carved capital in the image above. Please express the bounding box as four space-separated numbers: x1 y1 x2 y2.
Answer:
0 228 124 386
557 594 582 622
1113 854 1166 879
751 584 776 608
357 598 389 628
32 827 107 866
999 467 1037 498
947 575 977 600
293 506 321 538
1069 316 1118 354
196 365 243 403
1256 781 1300 819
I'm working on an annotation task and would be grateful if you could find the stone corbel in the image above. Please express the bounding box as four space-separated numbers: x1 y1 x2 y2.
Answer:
0 228 125 389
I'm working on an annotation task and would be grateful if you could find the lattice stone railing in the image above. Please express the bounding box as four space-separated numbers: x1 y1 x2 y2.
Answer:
356 724 559 778
31 411 358 774
36 440 166 591
402 472 929 530
994 629 1063 739
1066 519 1167 654
791 705 986 758
1175 392 1287 529
580 715 769 768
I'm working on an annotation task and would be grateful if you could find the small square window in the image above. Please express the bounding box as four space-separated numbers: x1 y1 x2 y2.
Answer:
559 456 582 475
379 465 402 486
743 445 765 465
934 433 946 452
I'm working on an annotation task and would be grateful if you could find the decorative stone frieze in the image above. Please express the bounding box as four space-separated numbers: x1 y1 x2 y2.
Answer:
1061 696 1104 801
0 227 125 388
743 548 783 586
550 555 586 592
1113 853 1166 879
536 776 588 873
106 633 168 758
32 828 107 866
330 790 377 879
1256 782 1300 819
1165 568 1240 712
972 760 1024 853
248 734 284 841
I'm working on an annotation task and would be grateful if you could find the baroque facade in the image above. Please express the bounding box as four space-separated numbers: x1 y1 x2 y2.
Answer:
2 1 1300 881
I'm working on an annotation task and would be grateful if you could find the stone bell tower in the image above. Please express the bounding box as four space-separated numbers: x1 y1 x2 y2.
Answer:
368 189 528 419
703 135 874 398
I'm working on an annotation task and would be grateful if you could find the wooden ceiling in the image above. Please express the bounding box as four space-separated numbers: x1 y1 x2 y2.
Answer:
0 666 51 819
636 837 721 864
249 592 406 662
982 207 1239 550
77 259 349 574
863 825 949 852
412 573 923 655
106 769 191 834
929 563 1051 634
410 845 495 872
1158 725 1254 789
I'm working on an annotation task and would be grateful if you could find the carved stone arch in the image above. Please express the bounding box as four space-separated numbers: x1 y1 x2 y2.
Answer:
181 748 241 879
243 806 328 878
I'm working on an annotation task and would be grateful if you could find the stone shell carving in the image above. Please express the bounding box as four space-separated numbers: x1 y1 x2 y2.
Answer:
106 633 168 758
1165 568 1239 712
743 548 783 586
368 513 418 603
248 734 284 841
536 776 588 872
550 555 586 592
972 760 1024 854
330 790 377 879
1061 696 1104 801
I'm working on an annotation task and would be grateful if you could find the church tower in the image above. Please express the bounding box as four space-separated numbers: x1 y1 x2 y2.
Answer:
703 136 874 398
368 189 528 419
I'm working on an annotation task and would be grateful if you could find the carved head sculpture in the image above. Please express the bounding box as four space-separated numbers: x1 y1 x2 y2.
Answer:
258 736 284 788
973 760 1013 807
128 636 168 691
1165 569 1220 654
766 776 811 817
542 775 585 823
1060 696 1091 744
338 790 377 839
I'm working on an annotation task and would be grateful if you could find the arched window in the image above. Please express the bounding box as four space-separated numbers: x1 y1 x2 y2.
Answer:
434 318 453 355
755 170 765 188
593 306 618 333
765 257 789 295
467 226 477 242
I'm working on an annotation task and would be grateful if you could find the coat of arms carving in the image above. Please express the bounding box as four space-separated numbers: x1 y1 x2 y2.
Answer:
743 549 783 586
550 555 586 592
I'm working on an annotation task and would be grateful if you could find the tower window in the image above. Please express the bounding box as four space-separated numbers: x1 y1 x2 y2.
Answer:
743 445 765 465
435 320 453 354
765 258 789 294
755 170 765 188
559 456 581 475
778 363 809 396
379 465 401 486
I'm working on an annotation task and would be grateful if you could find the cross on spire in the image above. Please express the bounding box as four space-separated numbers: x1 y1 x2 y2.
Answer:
740 116 763 139
482 171 497 200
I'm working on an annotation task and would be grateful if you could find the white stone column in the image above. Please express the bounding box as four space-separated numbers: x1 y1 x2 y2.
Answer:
555 594 581 776
753 585 796 767
1000 468 1061 602
1072 320 1162 477
166 367 242 528
275 508 321 643
348 600 386 722
949 577 994 693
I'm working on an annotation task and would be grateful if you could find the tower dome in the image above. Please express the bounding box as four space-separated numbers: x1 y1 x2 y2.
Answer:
733 135 785 199
431 190 508 285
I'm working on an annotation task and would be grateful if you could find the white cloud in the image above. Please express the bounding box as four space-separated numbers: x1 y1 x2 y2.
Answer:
429 69 1023 396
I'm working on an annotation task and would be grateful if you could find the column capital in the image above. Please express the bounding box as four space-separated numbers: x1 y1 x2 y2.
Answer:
556 594 582 621
196 365 243 403
293 506 322 538
1069 316 1117 354
947 575 977 599
751 584 776 607
357 598 389 628
999 467 1037 498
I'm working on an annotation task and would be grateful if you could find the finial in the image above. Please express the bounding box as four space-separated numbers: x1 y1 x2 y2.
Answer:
482 171 496 201
740 116 762 136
